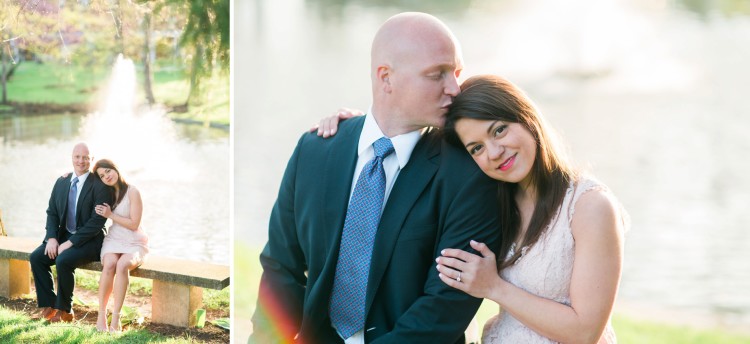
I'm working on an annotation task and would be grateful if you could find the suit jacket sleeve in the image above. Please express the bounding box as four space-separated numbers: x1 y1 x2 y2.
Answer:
373 148 501 343
45 177 67 241
250 135 308 344
68 178 115 247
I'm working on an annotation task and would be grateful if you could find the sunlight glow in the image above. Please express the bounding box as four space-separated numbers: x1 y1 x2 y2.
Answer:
79 54 194 182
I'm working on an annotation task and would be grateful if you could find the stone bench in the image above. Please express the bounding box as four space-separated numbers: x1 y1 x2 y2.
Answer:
0 236 229 327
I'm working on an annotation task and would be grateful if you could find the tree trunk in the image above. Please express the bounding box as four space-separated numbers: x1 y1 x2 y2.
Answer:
1 48 7 105
142 11 155 105
185 44 204 106
112 0 124 55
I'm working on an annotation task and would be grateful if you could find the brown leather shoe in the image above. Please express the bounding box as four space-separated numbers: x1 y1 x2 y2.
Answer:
49 309 74 323
40 307 57 321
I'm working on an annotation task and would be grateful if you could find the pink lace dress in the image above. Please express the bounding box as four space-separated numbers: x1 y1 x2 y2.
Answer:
100 185 149 264
482 177 623 343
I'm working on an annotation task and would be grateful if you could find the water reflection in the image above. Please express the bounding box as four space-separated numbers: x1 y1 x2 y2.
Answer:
0 57 229 265
235 0 750 331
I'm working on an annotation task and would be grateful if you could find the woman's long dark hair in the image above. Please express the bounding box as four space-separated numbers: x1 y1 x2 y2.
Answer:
445 75 576 270
92 159 129 209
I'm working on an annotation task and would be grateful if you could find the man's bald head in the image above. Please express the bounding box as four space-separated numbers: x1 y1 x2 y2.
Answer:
71 142 92 176
371 12 461 75
369 12 463 136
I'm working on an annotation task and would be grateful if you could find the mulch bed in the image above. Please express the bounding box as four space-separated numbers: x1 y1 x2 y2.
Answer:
0 297 230 343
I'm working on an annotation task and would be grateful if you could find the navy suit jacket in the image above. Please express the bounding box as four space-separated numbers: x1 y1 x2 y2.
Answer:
44 173 114 252
251 116 501 344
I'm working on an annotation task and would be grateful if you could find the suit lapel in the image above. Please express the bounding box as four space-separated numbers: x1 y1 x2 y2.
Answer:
58 176 73 229
76 175 94 222
322 116 365 255
308 117 364 330
364 131 441 315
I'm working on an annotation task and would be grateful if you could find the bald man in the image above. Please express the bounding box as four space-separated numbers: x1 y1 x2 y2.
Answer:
30 143 114 323
250 13 500 343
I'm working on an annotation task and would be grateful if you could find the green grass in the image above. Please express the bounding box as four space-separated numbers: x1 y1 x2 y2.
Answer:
234 243 262 321
234 242 263 342
612 314 750 343
152 69 230 126
0 306 191 343
203 287 230 310
236 243 750 343
5 60 229 125
6 62 108 105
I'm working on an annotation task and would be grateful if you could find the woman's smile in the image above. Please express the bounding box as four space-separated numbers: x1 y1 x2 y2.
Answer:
498 154 516 171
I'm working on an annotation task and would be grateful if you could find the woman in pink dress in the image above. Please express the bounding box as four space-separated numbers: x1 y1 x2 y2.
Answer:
92 159 149 332
434 75 626 343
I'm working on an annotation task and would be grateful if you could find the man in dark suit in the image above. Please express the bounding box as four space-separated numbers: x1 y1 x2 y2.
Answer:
30 142 114 322
250 13 501 343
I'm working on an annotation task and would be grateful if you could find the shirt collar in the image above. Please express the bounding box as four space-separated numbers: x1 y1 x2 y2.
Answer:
73 171 90 184
358 110 422 169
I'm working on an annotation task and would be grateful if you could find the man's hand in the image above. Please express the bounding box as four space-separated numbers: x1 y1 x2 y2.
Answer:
45 238 60 259
57 241 73 256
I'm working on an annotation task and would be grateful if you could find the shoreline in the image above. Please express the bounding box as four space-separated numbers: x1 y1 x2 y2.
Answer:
0 104 229 131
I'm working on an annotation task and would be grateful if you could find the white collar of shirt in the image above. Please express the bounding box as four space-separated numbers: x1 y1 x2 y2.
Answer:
72 171 90 186
358 111 422 169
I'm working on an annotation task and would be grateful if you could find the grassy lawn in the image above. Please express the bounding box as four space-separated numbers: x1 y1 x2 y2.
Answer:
234 242 262 342
0 268 230 342
6 62 108 105
0 306 202 343
5 60 229 125
236 243 750 343
612 314 750 344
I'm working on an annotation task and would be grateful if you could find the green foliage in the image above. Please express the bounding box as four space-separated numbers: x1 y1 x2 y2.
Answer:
203 286 230 310
194 309 206 328
156 69 229 125
175 0 229 70
211 317 230 330
110 304 145 326
73 296 89 307
162 0 229 102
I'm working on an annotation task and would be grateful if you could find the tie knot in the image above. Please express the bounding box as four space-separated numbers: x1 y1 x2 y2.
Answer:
72 176 79 185
373 137 394 159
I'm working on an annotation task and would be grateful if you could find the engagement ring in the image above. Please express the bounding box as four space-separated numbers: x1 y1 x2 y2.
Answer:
457 272 462 283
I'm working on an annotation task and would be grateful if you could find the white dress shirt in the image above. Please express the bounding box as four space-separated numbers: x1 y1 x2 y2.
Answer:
348 112 422 209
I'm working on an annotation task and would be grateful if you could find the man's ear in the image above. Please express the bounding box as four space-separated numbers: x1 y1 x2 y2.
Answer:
377 65 392 93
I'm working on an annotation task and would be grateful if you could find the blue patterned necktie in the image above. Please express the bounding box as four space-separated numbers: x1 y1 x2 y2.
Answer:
329 137 395 339
66 176 79 234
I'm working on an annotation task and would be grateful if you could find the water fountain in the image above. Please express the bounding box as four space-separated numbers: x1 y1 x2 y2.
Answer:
0 55 229 264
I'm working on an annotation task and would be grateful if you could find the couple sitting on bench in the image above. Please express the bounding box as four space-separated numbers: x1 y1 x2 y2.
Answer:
30 142 148 333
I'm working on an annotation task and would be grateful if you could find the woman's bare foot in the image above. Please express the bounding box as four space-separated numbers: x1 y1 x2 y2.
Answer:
109 313 122 333
95 312 108 332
